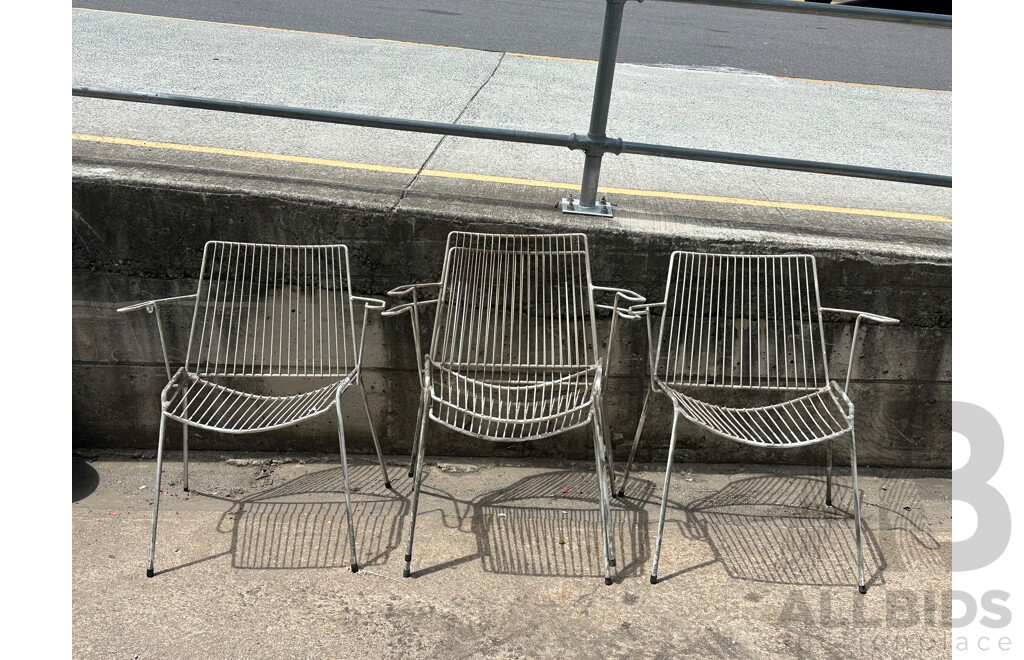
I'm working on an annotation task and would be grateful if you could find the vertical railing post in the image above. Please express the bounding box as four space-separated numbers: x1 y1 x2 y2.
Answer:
562 0 628 217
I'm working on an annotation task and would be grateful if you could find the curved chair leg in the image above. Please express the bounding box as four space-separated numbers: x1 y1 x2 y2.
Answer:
618 389 652 498
358 381 391 489
850 428 867 594
825 439 833 507
147 414 168 578
651 409 680 584
335 401 360 573
591 402 616 584
403 402 430 577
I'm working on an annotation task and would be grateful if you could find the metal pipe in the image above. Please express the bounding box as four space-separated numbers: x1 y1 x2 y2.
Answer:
615 139 951 187
72 85 589 151
650 0 951 28
74 85 951 188
580 0 628 208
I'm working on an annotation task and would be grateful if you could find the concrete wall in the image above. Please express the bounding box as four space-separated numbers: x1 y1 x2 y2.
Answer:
72 177 951 468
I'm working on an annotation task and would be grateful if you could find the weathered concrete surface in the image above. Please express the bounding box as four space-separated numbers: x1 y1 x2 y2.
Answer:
72 8 951 224
71 166 950 468
72 451 953 659
71 7 951 468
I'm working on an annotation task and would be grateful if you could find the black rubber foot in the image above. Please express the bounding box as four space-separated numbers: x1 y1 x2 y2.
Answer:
826 499 833 507
859 585 867 595
351 563 359 573
384 481 393 490
605 577 613 586
403 568 411 578
616 490 624 498
183 487 189 493
609 558 616 567
408 472 414 478
146 568 154 578
650 575 657 584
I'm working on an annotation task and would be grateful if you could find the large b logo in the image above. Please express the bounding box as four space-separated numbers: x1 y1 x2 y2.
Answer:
953 402 1011 571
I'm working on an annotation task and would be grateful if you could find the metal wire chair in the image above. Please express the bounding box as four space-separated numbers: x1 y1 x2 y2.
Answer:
384 232 643 585
619 252 898 593
117 241 389 578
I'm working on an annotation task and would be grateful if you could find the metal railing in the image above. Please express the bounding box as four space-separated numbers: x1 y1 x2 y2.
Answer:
72 0 952 218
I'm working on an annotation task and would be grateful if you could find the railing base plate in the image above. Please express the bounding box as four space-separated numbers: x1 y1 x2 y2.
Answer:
560 198 613 217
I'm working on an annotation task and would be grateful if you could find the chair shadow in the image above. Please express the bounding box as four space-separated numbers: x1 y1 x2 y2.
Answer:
72 455 100 502
869 468 946 574
660 475 901 589
469 469 655 580
221 463 408 570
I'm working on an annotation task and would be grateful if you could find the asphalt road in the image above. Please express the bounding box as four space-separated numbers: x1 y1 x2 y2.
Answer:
73 0 951 90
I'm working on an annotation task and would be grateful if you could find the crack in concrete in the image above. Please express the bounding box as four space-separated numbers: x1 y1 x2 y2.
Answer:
388 52 508 216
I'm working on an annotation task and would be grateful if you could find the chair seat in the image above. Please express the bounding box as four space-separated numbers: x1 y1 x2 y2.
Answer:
428 364 597 442
162 371 351 433
662 384 852 447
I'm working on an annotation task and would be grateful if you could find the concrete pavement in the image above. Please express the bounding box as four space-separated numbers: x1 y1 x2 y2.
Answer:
72 451 952 658
71 8 951 248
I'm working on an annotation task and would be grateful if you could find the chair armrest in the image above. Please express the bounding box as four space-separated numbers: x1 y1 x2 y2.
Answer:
381 299 438 317
627 301 666 317
383 283 441 376
116 294 196 380
387 282 441 298
351 295 386 311
351 295 387 374
820 307 899 325
592 285 646 320
593 288 645 380
627 302 667 390
116 293 198 314
821 307 899 392
383 282 442 317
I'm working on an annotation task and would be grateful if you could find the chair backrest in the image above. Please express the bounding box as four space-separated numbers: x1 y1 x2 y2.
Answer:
185 242 358 377
428 232 599 372
652 252 829 391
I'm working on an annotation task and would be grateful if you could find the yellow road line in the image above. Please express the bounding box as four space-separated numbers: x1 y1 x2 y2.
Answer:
73 133 421 176
73 7 949 94
71 133 951 223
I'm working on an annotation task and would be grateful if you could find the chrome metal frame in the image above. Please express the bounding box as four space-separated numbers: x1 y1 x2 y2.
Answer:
621 252 897 593
384 232 643 585
117 241 389 578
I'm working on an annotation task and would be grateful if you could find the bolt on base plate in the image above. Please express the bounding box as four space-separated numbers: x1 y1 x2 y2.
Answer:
560 197 613 217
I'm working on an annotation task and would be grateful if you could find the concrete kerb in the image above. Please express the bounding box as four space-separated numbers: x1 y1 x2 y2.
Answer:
71 159 951 469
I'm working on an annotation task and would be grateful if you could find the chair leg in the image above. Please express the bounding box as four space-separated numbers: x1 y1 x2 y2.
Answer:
358 381 391 489
407 404 424 479
335 402 360 573
182 390 190 492
403 406 430 577
825 439 833 507
601 398 617 498
651 409 680 585
592 405 616 584
147 414 168 578
850 428 867 594
618 389 652 498
182 422 190 492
